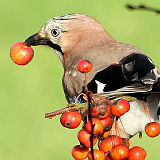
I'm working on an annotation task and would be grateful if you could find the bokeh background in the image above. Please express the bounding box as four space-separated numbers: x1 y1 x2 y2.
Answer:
1 0 160 159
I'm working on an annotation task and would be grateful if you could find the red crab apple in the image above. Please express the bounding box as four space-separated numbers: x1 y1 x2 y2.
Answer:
100 117 113 132
10 41 34 65
145 122 160 137
110 144 129 160
91 103 111 119
77 59 92 73
88 149 105 160
112 99 130 117
60 111 82 129
104 152 112 160
84 118 104 135
99 135 123 153
128 146 147 160
102 131 110 139
78 129 97 148
72 145 89 160
122 138 130 148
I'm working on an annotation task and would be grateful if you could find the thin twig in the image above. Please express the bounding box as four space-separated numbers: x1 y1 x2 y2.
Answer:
45 107 71 118
84 72 94 160
45 103 88 119
87 91 95 160
126 4 160 14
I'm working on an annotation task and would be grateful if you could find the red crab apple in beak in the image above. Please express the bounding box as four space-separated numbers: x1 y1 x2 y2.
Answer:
10 41 34 65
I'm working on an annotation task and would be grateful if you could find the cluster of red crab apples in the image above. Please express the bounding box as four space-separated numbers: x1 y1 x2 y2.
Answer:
10 42 160 159
60 59 160 160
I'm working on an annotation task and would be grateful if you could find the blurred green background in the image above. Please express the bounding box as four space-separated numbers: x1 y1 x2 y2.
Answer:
0 0 160 159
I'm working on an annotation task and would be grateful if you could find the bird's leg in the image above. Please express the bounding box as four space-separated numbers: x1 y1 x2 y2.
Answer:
74 93 87 103
74 91 97 103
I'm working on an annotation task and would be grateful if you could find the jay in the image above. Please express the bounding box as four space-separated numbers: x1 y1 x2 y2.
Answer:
25 13 160 138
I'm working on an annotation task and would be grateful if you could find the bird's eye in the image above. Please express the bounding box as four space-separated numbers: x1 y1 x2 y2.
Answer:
51 29 60 37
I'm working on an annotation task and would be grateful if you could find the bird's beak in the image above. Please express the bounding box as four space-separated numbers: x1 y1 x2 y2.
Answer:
25 33 49 46
25 32 64 54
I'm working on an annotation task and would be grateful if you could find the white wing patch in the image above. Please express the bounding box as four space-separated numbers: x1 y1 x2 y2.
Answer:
95 80 106 93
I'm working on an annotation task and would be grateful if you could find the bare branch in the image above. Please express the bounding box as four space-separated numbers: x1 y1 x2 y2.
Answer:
45 103 88 118
126 4 160 14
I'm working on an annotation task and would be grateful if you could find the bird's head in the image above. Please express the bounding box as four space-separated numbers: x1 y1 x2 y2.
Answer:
25 13 115 65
